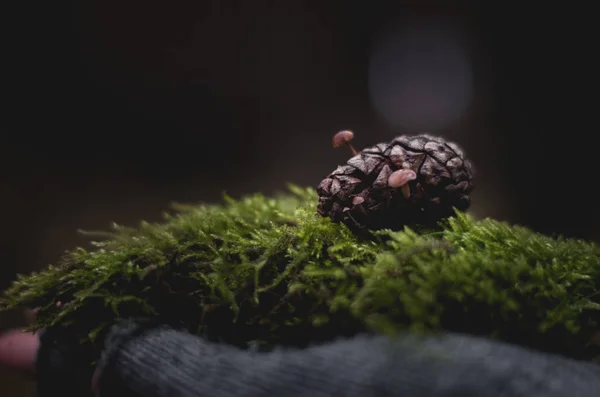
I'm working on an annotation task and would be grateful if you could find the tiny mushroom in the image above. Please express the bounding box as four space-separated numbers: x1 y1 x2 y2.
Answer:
388 169 417 199
333 130 359 156
352 196 365 205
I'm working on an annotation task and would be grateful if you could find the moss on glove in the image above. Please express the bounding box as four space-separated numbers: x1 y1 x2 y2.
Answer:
1 186 599 361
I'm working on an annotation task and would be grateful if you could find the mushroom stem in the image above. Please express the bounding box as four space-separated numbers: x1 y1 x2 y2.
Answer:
400 185 411 199
346 142 358 156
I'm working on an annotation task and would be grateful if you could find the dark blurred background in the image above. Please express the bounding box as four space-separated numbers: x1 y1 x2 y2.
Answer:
1 1 596 395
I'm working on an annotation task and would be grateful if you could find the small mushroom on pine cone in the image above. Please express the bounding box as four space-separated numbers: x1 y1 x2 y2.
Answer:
317 131 475 231
332 130 359 156
388 169 417 199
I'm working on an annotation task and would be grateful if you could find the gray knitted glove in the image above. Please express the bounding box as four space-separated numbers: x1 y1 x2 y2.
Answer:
91 320 600 397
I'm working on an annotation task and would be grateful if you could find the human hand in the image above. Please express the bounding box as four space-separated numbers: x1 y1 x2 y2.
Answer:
0 305 99 395
0 309 41 377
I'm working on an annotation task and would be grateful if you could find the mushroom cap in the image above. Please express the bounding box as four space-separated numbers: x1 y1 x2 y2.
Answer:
352 196 365 205
387 169 417 188
332 130 354 148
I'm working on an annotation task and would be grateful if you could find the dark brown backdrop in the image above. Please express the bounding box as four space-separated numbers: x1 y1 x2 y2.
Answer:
1 2 596 396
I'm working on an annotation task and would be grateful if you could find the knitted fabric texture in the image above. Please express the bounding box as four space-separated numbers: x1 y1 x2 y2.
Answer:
69 321 600 397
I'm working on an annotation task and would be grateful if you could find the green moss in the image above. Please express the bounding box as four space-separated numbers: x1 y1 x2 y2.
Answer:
2 185 600 362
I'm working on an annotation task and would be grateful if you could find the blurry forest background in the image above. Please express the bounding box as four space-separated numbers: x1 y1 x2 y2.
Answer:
1 2 596 395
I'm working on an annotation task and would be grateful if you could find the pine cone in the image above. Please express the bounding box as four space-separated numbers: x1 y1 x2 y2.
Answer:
317 133 475 231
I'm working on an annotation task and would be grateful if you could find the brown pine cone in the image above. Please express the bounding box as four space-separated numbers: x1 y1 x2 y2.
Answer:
317 132 475 231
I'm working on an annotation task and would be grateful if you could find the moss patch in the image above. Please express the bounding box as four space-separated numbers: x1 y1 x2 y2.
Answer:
2 186 600 361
